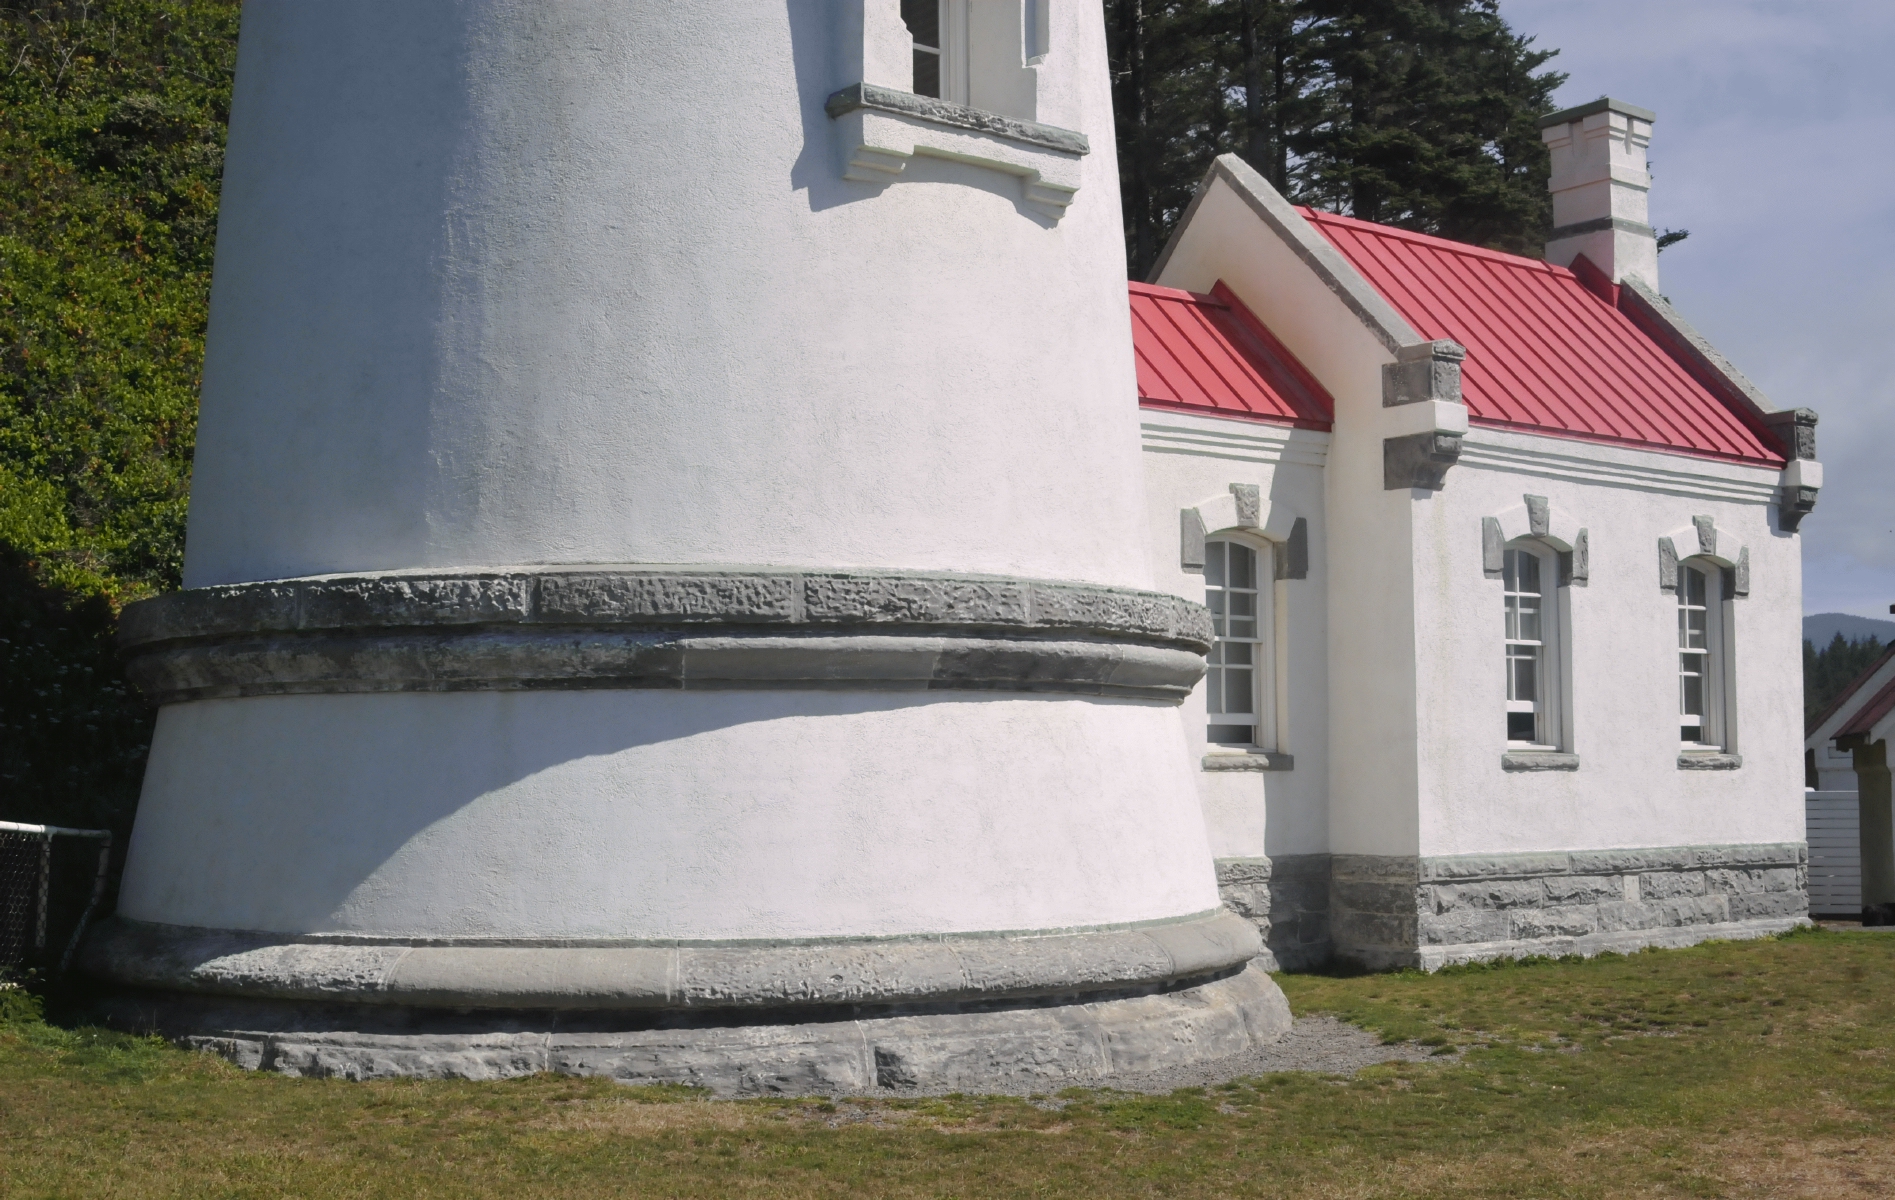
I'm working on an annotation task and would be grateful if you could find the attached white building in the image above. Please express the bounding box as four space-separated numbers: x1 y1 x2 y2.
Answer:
1805 645 1895 918
1131 99 1820 969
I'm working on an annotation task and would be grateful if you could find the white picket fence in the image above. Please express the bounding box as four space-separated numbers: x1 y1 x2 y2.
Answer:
1806 790 1862 916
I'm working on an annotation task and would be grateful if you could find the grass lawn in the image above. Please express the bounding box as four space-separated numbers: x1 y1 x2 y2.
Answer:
3 928 1892 1198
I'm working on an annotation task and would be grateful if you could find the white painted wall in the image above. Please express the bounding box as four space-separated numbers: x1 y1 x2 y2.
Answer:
1151 173 1423 859
1137 411 1331 860
1413 428 1803 855
122 1 1228 950
183 0 1151 590
120 690 1218 938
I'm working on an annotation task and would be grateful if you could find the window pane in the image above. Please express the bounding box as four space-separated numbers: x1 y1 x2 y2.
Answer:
1518 551 1541 594
1228 618 1256 639
1208 723 1255 745
1224 668 1254 714
902 0 940 46
1229 592 1255 618
1503 550 1519 591
1222 641 1252 666
1206 667 1222 714
912 49 941 97
1681 671 1703 717
1504 597 1519 642
1517 598 1541 644
1511 651 1537 703
1230 544 1256 590
1508 711 1537 742
1205 542 1225 587
1683 566 1705 605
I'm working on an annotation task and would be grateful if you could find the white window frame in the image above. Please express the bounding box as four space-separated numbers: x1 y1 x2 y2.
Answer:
1677 559 1731 751
1501 540 1566 752
1204 537 1278 751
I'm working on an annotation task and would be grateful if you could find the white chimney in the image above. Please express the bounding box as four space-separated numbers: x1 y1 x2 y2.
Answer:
1540 98 1659 291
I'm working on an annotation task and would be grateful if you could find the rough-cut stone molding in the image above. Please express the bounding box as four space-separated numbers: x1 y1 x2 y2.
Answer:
119 569 1214 706
98 960 1291 1094
825 83 1087 216
1658 517 1748 597
1678 753 1742 770
1501 752 1580 772
82 909 1259 1012
1381 340 1466 407
1215 855 1332 973
1329 843 1807 970
1384 430 1464 491
1201 752 1293 771
1483 496 1589 584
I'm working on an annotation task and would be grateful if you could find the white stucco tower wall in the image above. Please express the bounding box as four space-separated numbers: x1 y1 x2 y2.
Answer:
90 1 1288 1089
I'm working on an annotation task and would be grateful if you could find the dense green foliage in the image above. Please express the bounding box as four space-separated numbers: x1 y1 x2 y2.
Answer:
4 933 1894 1195
1108 0 1565 277
0 0 238 843
1805 632 1887 728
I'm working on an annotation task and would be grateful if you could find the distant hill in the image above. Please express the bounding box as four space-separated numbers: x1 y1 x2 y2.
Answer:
1805 612 1895 647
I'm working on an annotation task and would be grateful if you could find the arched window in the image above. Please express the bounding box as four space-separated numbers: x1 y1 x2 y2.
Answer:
1502 541 1565 749
1677 560 1728 748
1205 538 1275 748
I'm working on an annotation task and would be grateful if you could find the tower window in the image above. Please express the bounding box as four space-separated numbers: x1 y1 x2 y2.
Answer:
902 0 942 99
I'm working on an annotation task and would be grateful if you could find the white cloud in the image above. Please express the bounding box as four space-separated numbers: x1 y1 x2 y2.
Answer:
1501 0 1895 617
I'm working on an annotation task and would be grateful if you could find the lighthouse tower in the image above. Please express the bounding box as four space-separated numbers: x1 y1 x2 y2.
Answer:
88 1 1289 1089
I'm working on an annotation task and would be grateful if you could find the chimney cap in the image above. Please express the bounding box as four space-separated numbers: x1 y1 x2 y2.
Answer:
1538 97 1656 130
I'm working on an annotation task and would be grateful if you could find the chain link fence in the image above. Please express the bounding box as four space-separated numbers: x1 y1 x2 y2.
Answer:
0 821 111 979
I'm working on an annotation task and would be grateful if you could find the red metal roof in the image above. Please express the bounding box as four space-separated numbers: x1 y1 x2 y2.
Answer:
1130 281 1332 430
1299 209 1785 466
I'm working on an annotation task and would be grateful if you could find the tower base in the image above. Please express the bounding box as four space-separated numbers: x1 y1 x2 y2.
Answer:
97 964 1289 1095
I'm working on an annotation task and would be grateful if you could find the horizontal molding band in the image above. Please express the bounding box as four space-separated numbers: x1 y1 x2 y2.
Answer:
126 631 1209 705
80 910 1262 1012
1547 215 1656 240
824 82 1089 156
120 568 1214 705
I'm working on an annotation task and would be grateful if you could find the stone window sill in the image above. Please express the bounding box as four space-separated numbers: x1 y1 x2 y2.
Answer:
825 83 1088 218
1203 751 1294 772
1678 752 1742 770
1501 751 1580 772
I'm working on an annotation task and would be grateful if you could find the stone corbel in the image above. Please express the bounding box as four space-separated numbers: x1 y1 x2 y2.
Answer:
1381 341 1469 491
1482 495 1588 585
1757 409 1818 532
1659 516 1748 597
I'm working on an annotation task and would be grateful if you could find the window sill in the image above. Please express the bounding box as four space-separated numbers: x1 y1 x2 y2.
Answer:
1202 751 1293 772
825 83 1088 218
1501 751 1579 772
1678 752 1742 770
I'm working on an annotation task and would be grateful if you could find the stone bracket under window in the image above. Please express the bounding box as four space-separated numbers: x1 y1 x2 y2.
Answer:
1203 751 1294 772
826 83 1088 218
1501 752 1580 772
1678 753 1742 770
1658 515 1748 597
1483 497 1589 585
1774 448 1821 533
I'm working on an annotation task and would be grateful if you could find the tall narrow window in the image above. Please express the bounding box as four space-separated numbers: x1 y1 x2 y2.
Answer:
1206 540 1268 746
902 0 942 98
1677 563 1725 747
1503 548 1545 744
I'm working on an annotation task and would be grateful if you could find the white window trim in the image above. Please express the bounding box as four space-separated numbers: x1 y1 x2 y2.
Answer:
1203 536 1279 754
1677 557 1734 753
1501 539 1570 753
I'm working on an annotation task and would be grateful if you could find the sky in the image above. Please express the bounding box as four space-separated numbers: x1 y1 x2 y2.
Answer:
1498 0 1894 619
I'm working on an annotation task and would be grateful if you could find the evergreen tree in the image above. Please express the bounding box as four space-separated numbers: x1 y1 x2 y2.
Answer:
1805 633 1888 728
1108 0 1565 277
